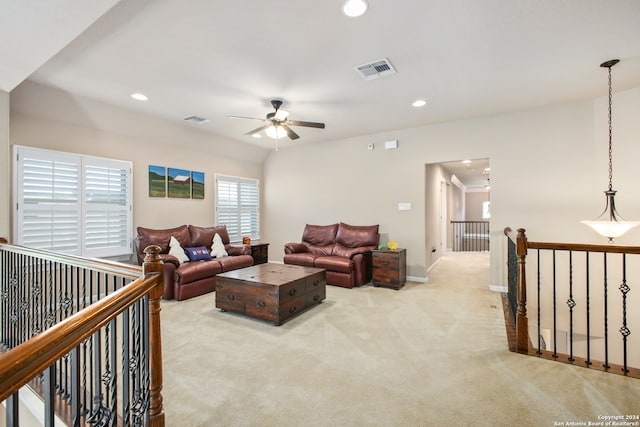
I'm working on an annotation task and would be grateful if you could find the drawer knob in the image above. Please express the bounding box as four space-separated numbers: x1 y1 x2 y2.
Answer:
289 289 297 297
226 294 235 301
313 280 320 286
289 306 296 314
313 294 320 302
256 300 266 309
380 261 389 265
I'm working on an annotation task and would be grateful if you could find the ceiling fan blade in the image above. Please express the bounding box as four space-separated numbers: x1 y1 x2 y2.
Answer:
274 109 290 120
228 115 265 121
286 120 325 129
244 124 270 136
281 124 300 140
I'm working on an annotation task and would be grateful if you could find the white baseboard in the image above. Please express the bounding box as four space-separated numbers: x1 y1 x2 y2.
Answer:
489 285 507 293
407 275 428 283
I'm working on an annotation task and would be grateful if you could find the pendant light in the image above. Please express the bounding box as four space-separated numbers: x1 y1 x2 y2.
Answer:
581 59 638 242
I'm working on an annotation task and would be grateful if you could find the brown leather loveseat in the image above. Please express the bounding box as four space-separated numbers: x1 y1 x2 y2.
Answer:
136 225 253 300
284 223 379 288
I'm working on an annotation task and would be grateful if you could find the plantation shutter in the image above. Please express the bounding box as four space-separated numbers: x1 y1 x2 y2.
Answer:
215 175 260 242
15 146 132 258
18 149 81 253
82 159 132 257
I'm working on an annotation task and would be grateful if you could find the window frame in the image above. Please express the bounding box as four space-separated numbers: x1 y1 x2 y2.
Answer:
14 145 133 258
214 174 260 243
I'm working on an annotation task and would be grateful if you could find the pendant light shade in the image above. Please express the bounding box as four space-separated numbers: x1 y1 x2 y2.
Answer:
581 59 638 242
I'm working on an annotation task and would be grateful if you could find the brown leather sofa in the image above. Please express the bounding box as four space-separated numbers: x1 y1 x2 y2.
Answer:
284 223 379 288
136 225 253 301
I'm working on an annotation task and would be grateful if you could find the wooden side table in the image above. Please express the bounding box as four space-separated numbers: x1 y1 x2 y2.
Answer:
250 243 269 265
372 248 406 290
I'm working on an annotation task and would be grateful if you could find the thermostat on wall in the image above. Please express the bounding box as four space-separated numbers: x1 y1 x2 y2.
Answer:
384 140 398 150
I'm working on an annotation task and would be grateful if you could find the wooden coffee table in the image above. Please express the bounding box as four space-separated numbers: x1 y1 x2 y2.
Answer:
215 263 326 326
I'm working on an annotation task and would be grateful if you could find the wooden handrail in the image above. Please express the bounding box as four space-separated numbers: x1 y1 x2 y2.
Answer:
0 240 141 279
527 241 640 254
0 246 164 420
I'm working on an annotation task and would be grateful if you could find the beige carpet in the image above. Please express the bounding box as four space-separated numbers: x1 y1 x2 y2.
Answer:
159 253 640 426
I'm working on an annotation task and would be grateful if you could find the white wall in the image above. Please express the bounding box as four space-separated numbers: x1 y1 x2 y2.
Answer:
0 90 9 240
465 191 489 221
263 86 640 287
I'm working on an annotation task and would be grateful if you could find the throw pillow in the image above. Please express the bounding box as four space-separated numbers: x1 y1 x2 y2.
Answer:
168 236 189 264
211 233 228 258
184 246 212 262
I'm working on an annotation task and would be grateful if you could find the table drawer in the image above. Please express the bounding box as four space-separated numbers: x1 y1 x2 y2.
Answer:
278 295 307 324
279 278 307 304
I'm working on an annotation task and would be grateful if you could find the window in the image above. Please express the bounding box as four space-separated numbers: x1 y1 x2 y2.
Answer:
215 174 259 242
482 201 491 219
15 146 132 258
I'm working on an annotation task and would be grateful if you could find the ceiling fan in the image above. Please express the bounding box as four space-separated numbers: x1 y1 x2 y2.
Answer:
229 100 325 141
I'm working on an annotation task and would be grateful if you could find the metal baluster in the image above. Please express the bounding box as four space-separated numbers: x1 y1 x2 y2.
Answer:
603 253 610 369
6 391 19 427
567 251 575 362
619 254 630 373
71 346 81 426
44 364 55 427
122 306 131 427
552 250 558 358
585 252 592 365
537 249 542 354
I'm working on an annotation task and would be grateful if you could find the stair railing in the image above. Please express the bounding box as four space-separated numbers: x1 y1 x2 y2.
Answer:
0 238 165 426
504 227 640 379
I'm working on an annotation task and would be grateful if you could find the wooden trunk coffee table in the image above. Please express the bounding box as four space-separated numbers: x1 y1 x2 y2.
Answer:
215 263 326 326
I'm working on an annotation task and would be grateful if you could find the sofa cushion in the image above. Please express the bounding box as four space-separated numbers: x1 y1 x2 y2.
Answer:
314 255 354 274
137 225 190 254
189 225 231 247
284 252 320 267
169 236 189 264
217 254 254 272
335 223 379 248
185 246 212 262
175 260 222 284
302 223 339 246
305 244 335 256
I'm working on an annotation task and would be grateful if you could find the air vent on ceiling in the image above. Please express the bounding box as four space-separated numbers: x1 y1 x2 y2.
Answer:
184 115 210 125
355 58 396 81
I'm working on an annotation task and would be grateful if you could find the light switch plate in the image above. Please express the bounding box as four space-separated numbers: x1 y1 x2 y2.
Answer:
398 202 411 211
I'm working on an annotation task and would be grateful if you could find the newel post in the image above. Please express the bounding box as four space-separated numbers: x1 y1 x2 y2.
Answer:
515 229 529 354
143 245 165 427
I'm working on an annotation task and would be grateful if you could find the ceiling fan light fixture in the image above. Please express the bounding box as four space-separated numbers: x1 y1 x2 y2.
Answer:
412 99 427 108
265 125 287 139
343 0 368 17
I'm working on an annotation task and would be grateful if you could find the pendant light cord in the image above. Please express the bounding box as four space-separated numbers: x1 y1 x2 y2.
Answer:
607 65 613 191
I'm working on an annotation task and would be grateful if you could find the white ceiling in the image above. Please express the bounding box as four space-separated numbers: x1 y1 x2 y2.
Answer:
4 0 640 158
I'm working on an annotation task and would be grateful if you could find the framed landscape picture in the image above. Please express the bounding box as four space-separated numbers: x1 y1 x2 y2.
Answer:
148 165 166 197
167 167 191 198
191 171 204 199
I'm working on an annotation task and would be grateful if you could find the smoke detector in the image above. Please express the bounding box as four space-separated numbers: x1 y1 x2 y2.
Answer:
355 58 396 81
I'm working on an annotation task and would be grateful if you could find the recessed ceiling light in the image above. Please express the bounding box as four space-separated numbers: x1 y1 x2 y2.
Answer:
412 99 427 108
462 160 472 164
131 93 148 101
252 134 262 138
343 0 368 17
